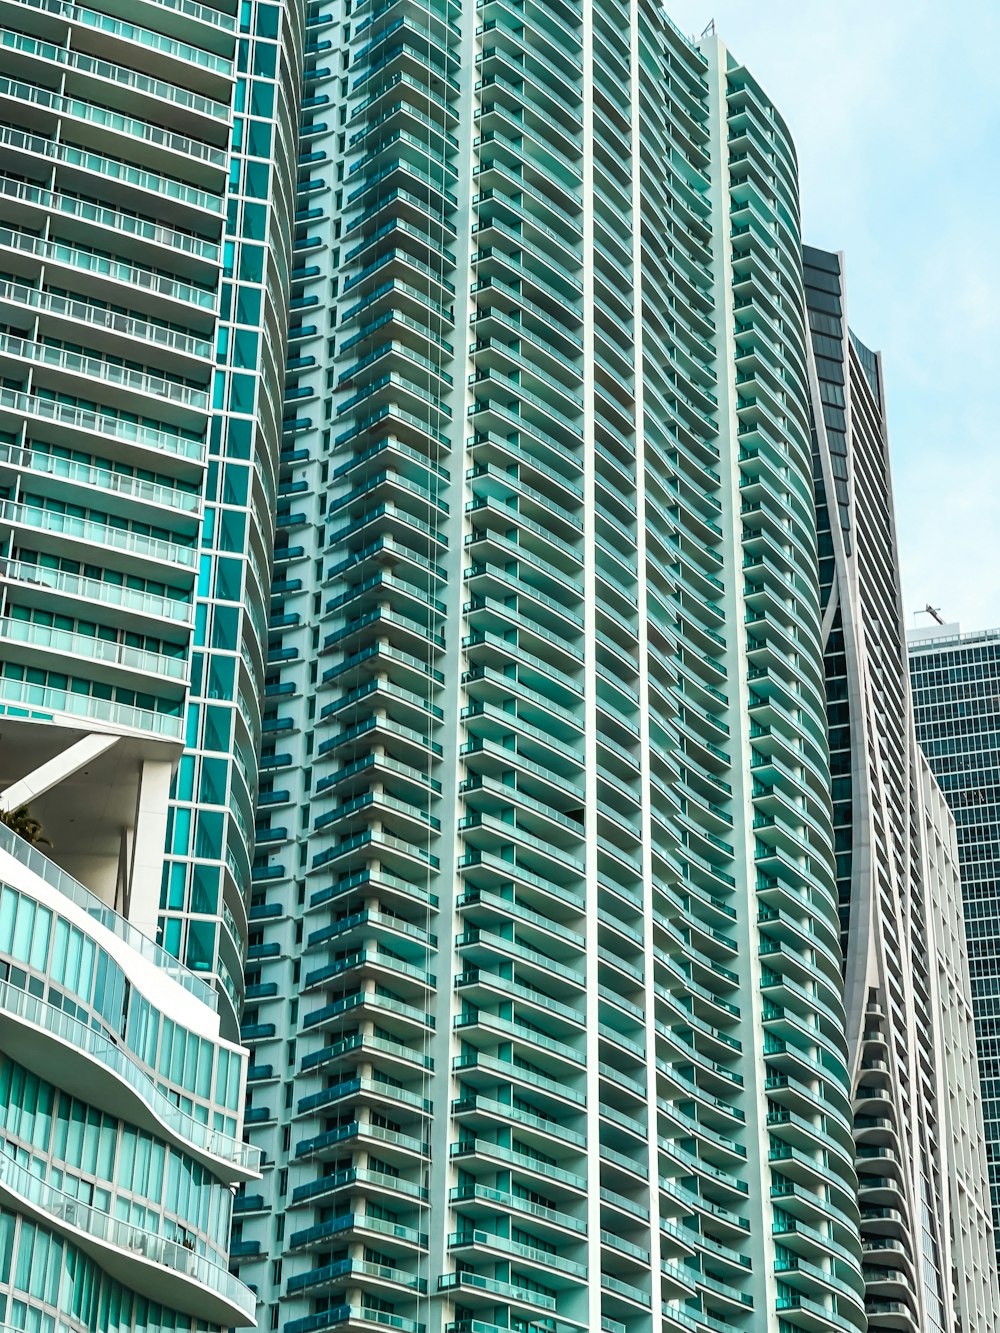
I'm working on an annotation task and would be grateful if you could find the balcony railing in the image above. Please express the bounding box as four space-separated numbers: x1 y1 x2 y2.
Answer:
0 822 214 1007
0 1144 255 1322
0 979 258 1175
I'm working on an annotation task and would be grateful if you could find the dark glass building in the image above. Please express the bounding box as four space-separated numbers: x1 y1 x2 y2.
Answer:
807 247 998 1332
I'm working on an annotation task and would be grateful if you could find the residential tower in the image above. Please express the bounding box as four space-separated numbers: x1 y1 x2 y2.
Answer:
0 0 298 1325
236 14 867 1333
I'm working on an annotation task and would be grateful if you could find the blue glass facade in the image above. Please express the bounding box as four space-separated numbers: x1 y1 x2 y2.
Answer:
0 0 294 1325
158 0 305 1039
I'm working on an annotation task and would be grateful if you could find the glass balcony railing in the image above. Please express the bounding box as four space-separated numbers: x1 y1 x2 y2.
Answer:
0 442 203 512
0 618 189 682
0 675 184 740
0 980 258 1174
0 1144 255 1320
17 0 235 72
0 560 194 625
0 823 212 1003
0 77 228 168
0 501 197 568
0 30 230 120
0 385 205 462
0 126 222 215
0 178 221 263
0 279 212 361
0 331 209 410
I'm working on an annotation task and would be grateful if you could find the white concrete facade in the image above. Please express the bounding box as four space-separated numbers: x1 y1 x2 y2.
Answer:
920 752 1000 1333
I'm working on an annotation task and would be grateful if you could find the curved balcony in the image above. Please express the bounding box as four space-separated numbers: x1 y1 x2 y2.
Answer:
0 617 189 692
0 979 260 1182
0 1144 256 1327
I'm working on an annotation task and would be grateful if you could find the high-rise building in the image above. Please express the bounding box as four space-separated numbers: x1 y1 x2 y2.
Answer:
0 0 297 1324
910 623 1000 1280
155 0 304 1044
920 750 1000 1333
804 246 952 1331
237 12 868 1333
805 244 998 1332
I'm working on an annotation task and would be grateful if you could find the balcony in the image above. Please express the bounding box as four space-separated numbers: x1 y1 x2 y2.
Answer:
0 979 258 1181
0 1145 255 1326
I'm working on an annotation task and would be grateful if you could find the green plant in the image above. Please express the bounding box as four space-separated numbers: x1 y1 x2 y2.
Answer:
0 804 51 847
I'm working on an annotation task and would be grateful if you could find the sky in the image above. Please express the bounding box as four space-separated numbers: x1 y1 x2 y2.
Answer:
667 1 1000 633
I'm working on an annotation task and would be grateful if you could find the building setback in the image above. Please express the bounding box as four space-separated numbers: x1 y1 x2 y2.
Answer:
910 622 1000 1289
235 11 868 1333
0 0 297 1326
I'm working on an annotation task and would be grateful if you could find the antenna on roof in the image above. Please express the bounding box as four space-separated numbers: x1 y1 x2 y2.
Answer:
700 19 716 36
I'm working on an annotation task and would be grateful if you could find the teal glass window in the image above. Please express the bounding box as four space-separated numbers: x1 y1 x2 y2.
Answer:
222 466 249 508
185 701 200 747
172 807 191 856
200 757 228 806
186 919 216 973
229 373 255 413
166 862 187 910
250 80 273 117
243 203 266 242
218 509 246 553
252 43 276 78
255 3 278 37
246 121 272 158
194 811 223 860
203 705 231 753
215 558 242 601
232 329 259 369
211 604 239 649
191 864 219 915
176 755 196 802
235 287 261 326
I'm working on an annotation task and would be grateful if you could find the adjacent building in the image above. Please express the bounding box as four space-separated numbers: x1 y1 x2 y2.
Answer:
805 244 998 1332
910 623 1000 1285
920 750 999 1333
234 12 869 1333
0 0 298 1324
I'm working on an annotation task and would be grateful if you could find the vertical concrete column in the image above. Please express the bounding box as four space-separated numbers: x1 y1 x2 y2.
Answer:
129 758 174 937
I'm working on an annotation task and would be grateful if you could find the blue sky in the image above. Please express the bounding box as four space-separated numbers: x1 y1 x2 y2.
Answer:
667 1 1000 632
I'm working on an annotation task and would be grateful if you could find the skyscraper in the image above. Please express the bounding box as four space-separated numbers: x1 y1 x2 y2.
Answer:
154 0 304 1041
0 0 296 1324
910 623 1000 1282
920 750 999 1333
237 12 867 1333
805 246 951 1330
805 244 998 1332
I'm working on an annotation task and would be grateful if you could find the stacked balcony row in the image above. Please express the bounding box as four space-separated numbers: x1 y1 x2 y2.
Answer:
453 2 594 1329
0 0 233 738
275 0 463 1328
